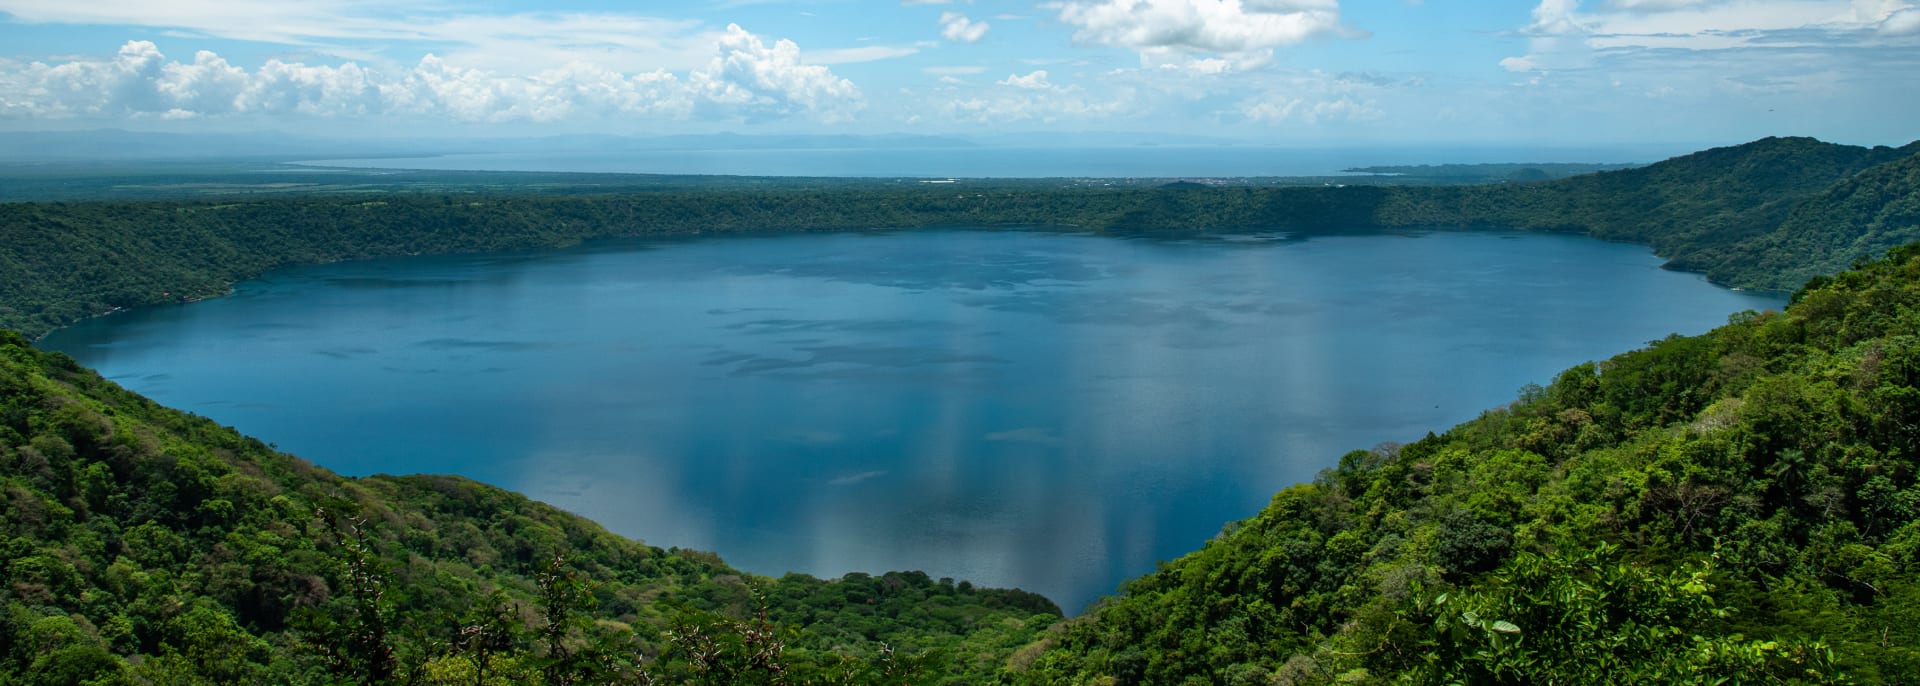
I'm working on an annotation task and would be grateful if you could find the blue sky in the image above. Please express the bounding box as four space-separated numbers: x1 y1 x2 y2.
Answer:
0 0 1915 146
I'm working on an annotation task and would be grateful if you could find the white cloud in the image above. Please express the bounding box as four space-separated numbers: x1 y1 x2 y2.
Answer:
999 70 1055 89
924 65 989 75
809 45 923 64
1521 0 1586 34
1602 0 1712 10
0 1 713 73
940 12 992 42
1051 0 1344 59
0 30 861 124
161 50 251 114
690 24 863 122
1507 0 1920 54
941 69 1129 123
1498 0 1920 74
1498 55 1539 72
1883 8 1920 32
1172 57 1234 74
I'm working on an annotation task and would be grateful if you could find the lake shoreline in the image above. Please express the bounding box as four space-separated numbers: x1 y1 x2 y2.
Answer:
40 228 1784 612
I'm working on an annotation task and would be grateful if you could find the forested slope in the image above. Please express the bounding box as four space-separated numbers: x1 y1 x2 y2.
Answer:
0 332 1059 684
1004 245 1920 684
1708 150 1920 290
1508 136 1915 265
4 136 1917 339
1364 136 1920 288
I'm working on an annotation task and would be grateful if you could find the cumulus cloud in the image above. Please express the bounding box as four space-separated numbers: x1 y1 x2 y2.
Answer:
691 24 863 122
1521 0 1586 35
940 12 991 42
1884 8 1920 33
1052 0 1344 59
0 29 861 123
998 70 1054 89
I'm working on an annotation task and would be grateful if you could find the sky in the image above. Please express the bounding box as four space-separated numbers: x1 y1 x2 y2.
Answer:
0 0 1915 146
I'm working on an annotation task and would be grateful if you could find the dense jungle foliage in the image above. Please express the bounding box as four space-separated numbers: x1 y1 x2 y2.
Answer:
0 331 1059 684
1005 244 1920 684
4 136 1916 339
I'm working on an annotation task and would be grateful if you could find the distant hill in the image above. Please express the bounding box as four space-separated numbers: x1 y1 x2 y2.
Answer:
1341 162 1640 183
1564 137 1916 257
1346 136 1920 291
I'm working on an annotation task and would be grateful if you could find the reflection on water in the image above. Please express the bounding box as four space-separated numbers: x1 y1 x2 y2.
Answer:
40 229 1783 612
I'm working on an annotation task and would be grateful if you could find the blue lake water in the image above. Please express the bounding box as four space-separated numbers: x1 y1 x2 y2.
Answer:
39 228 1783 612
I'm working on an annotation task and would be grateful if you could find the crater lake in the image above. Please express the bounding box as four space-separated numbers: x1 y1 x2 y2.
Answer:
38 228 1784 612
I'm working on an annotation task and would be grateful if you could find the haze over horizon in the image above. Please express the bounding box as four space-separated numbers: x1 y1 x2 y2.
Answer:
0 0 1914 148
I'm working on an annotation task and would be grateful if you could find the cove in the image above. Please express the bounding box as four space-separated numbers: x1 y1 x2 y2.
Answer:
38 228 1784 612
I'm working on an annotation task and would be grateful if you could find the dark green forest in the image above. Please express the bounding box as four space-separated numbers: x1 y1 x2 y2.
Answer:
4 135 1920 683
5 136 1917 339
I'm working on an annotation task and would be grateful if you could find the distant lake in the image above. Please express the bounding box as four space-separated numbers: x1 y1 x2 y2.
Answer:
39 229 1782 612
299 145 1673 178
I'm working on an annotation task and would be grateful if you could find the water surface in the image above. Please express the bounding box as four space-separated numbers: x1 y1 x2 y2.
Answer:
40 229 1782 611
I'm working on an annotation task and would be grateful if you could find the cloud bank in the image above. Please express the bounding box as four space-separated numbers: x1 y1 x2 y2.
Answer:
0 25 861 123
1502 0 1920 73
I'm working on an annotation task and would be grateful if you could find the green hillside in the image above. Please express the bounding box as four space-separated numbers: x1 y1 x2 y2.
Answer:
1522 137 1920 291
1518 136 1916 262
1364 136 1920 291
1707 151 1920 290
0 331 1058 684
1004 244 1920 684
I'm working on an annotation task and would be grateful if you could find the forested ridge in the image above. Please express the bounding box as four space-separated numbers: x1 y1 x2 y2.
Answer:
4 136 1917 339
1005 244 1920 684
0 328 1059 683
